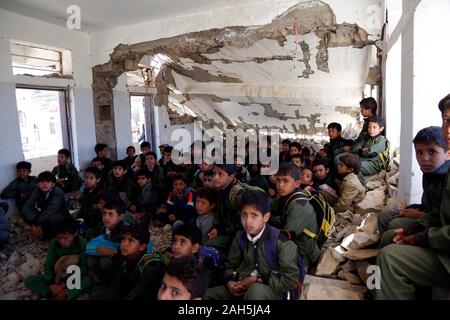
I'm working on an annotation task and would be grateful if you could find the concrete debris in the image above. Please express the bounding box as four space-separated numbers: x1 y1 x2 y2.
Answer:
337 270 363 285
355 261 373 288
358 212 378 234
339 260 356 273
301 275 367 300
314 246 345 277
356 186 387 215
341 233 380 250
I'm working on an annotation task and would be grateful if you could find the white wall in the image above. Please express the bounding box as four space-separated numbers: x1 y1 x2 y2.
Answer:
114 74 133 159
0 9 96 189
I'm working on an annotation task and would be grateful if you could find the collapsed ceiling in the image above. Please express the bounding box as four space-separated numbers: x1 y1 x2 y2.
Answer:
92 0 383 148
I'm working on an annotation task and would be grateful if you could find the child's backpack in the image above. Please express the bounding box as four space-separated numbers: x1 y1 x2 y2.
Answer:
236 225 305 300
228 183 265 211
284 190 335 250
379 139 391 172
197 245 225 282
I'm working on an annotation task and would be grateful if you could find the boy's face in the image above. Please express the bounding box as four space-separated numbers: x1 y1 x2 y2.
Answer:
99 148 109 158
367 122 384 137
196 197 215 215
337 162 353 175
300 169 314 186
127 148 135 157
172 235 199 258
84 172 99 189
158 273 194 300
92 161 104 170
17 168 30 180
112 166 126 178
38 180 55 193
102 208 124 229
146 155 157 167
442 108 450 148
199 161 213 172
202 175 213 188
56 231 76 249
241 204 270 236
120 233 146 257
141 147 150 154
97 199 106 212
328 128 341 140
213 167 234 190
313 165 329 181
164 152 172 162
275 174 301 197
57 154 69 165
414 142 447 173
290 146 300 156
292 157 303 168
360 106 373 118
173 179 186 194
137 175 150 188
282 142 290 152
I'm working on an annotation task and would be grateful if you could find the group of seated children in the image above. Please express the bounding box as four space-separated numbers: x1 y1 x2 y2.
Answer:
0 96 399 300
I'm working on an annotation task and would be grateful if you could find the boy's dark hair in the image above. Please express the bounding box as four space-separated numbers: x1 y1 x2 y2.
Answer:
140 141 151 150
95 143 108 154
16 161 31 171
196 187 217 205
97 187 121 203
84 166 101 179
103 199 126 215
291 153 303 161
126 146 135 153
164 146 174 153
58 148 71 158
136 169 151 179
145 151 157 159
360 97 378 114
289 142 302 152
92 157 105 165
413 126 448 151
173 173 188 184
112 160 128 171
438 94 450 113
174 223 202 245
282 139 291 145
166 256 208 299
339 153 362 174
122 223 150 244
202 170 214 177
240 190 271 215
301 147 311 157
53 216 78 235
327 122 342 132
277 163 301 180
312 158 332 170
37 171 56 183
213 163 236 176
367 115 385 128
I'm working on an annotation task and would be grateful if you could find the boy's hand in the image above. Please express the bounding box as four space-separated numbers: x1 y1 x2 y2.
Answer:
227 281 245 297
239 275 258 289
168 214 176 222
399 209 425 220
208 228 218 240
393 228 414 245
96 247 117 256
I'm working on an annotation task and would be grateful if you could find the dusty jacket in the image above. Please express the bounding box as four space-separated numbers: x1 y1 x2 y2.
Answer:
0 176 37 209
334 173 366 213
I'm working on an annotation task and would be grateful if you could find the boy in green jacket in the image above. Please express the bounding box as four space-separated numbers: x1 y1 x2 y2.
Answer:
206 190 300 300
376 94 450 299
25 216 92 300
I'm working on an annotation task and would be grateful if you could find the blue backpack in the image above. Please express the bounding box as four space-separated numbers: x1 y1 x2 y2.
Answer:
197 245 225 282
236 225 305 300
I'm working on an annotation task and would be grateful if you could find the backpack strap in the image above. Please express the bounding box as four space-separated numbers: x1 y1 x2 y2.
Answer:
137 253 161 274
264 225 281 271
283 191 318 239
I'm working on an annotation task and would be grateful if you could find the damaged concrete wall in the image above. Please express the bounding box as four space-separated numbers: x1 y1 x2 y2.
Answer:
90 0 383 152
